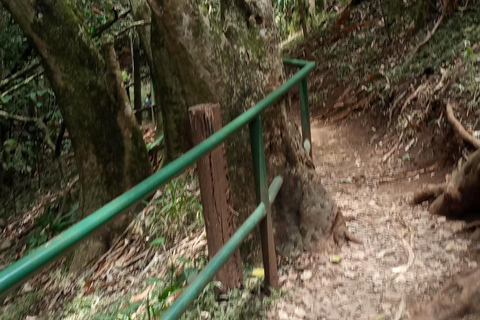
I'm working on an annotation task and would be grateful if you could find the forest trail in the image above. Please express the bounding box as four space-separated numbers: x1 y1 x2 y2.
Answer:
268 113 478 320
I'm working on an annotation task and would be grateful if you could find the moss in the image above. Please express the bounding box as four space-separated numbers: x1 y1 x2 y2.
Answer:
241 28 267 62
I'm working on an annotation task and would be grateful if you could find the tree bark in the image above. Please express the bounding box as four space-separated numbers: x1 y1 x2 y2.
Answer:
147 0 342 260
299 0 309 38
132 33 142 124
1 0 152 270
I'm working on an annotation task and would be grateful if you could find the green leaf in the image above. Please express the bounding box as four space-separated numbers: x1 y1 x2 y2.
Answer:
145 277 164 284
1 95 13 104
150 237 165 246
36 102 43 108
177 257 191 264
3 139 18 152
123 302 142 316
36 89 50 96
402 153 410 161
28 92 36 101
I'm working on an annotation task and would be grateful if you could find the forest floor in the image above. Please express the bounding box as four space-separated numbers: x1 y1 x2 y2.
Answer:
268 5 480 319
1 4 480 320
267 110 478 320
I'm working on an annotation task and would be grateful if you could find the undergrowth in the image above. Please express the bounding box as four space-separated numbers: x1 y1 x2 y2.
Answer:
388 6 480 84
145 170 204 248
63 258 281 320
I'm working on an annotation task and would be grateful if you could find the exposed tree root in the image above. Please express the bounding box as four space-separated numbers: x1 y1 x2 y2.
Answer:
411 102 480 218
446 102 480 149
331 211 363 246
382 131 404 163
411 267 480 320
400 80 430 113
329 96 370 124
411 183 446 205
429 148 480 218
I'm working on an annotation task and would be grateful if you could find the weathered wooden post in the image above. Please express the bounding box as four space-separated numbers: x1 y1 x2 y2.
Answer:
189 103 242 291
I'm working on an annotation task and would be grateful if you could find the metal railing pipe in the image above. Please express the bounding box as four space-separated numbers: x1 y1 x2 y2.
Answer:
160 176 283 320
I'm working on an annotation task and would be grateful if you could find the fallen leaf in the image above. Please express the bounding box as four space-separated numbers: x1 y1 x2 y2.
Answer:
252 268 265 278
331 255 341 263
130 285 154 303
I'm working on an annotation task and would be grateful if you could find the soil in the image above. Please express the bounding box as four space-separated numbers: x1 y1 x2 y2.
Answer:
267 94 479 319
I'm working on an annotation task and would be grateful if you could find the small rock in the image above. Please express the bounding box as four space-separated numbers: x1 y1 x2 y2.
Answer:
340 177 352 184
301 270 312 281
395 274 406 284
344 271 356 279
294 307 307 318
1 240 11 251
278 310 289 320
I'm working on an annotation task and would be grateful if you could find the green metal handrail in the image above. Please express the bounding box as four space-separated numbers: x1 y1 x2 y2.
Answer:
0 59 315 314
160 176 283 320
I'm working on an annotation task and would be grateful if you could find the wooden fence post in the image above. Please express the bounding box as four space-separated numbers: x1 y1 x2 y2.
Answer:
189 103 243 291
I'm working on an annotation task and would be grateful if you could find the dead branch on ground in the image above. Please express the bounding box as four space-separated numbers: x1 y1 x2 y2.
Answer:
411 12 445 57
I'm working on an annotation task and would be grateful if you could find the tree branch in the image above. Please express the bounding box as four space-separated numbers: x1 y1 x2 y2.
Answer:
0 61 41 90
0 110 56 151
1 71 43 98
114 20 151 38
92 8 132 38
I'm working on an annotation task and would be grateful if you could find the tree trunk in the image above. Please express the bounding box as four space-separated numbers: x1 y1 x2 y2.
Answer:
132 33 142 124
299 0 309 38
129 0 163 133
147 0 343 260
430 149 480 219
309 0 316 13
2 0 152 270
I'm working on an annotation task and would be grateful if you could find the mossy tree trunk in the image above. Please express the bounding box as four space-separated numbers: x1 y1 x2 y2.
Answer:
147 0 344 259
1 0 152 270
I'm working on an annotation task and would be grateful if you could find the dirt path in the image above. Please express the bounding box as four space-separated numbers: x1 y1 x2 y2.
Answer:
267 117 477 320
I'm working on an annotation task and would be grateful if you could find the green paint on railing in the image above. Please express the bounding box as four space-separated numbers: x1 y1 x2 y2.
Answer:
0 59 314 299
146 135 164 152
160 176 283 320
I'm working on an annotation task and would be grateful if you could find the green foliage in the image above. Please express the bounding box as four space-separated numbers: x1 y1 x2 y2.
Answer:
65 255 280 320
0 291 43 320
1 138 35 174
387 6 480 84
0 9 29 77
147 173 203 246
27 202 79 252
